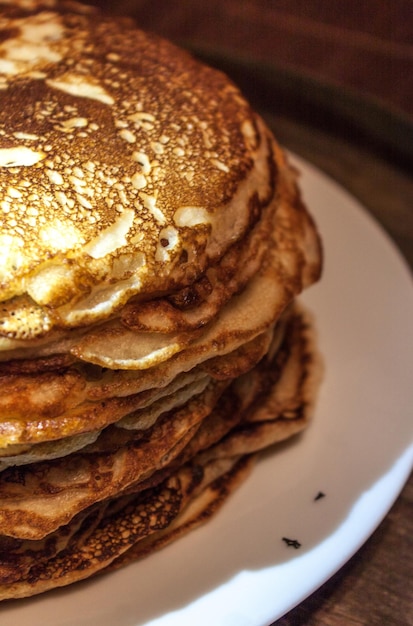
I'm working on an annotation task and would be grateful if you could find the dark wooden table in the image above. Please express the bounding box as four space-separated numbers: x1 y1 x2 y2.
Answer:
91 2 413 624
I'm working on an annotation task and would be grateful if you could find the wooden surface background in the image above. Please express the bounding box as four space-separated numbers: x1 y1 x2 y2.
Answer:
98 0 413 119
88 2 412 624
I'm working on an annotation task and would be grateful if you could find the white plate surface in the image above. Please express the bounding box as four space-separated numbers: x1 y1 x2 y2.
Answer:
2 156 413 626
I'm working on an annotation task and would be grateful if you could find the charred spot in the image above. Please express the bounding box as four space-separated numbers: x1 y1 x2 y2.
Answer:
179 249 189 264
0 27 19 44
172 287 199 309
0 535 23 559
167 275 212 310
2 466 27 486
266 137 279 199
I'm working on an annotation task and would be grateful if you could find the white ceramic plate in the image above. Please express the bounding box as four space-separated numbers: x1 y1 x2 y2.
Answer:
2 156 413 626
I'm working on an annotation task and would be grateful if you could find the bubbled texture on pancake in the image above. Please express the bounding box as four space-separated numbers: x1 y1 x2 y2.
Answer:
0 0 276 335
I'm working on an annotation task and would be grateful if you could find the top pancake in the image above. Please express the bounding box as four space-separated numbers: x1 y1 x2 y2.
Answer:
0 0 274 331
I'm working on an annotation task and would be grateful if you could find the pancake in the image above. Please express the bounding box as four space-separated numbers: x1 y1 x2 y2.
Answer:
0 0 275 331
0 0 323 601
0 151 320 450
0 304 321 542
0 306 321 600
0 455 253 601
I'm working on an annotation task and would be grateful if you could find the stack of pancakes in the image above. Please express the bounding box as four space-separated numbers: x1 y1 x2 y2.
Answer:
0 0 323 600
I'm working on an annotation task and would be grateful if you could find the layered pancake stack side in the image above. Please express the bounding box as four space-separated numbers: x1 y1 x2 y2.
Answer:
0 0 323 600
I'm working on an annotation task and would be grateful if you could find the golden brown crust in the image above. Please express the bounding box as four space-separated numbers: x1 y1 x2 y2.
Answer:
0 0 274 325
